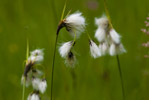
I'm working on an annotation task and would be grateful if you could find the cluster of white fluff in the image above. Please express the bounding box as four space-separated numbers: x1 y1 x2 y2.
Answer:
94 16 126 56
32 78 47 94
28 92 40 100
64 12 86 37
58 11 86 67
89 40 101 58
59 41 73 58
21 49 47 100
59 41 76 67
28 49 44 64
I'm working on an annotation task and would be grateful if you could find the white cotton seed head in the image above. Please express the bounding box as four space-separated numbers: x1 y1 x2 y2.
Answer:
28 55 44 64
109 43 126 56
30 49 44 57
95 16 109 29
90 40 101 58
99 42 109 56
34 56 44 64
59 41 73 58
32 78 41 90
28 93 40 100
28 49 44 64
109 43 116 56
95 27 106 42
110 29 121 44
65 12 86 37
39 79 47 94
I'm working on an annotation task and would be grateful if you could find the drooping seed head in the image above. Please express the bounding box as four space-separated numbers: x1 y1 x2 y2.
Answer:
57 12 86 37
109 29 121 44
109 43 126 56
27 91 40 100
89 40 101 58
99 42 109 56
28 49 44 64
59 41 73 58
32 77 41 91
95 16 109 29
39 79 47 94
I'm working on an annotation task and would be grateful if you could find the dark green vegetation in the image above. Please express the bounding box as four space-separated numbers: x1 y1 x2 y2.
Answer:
0 0 149 100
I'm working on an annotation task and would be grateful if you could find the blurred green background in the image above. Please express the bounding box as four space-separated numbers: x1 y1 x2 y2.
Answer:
0 0 149 100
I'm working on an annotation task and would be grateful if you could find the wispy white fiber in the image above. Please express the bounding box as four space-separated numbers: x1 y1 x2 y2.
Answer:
28 93 40 100
59 41 73 58
65 12 86 37
90 40 101 58
39 79 47 94
109 29 121 44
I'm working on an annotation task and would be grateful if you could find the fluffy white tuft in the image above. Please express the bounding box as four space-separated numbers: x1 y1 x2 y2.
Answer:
59 41 73 58
90 40 101 58
95 27 106 42
30 49 44 57
65 12 86 37
109 43 126 56
32 78 41 90
28 56 44 64
109 43 116 56
28 49 44 64
39 79 47 94
110 29 121 44
28 93 40 100
95 16 109 29
99 42 109 55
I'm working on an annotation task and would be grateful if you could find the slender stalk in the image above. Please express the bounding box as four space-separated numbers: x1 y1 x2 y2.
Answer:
22 78 26 100
22 39 28 100
116 55 125 100
103 1 125 99
85 29 91 40
51 34 58 100
72 30 77 45
103 0 113 28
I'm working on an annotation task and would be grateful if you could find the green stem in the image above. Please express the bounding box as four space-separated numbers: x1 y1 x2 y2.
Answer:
103 0 113 28
85 29 91 40
51 35 58 100
72 31 77 45
116 55 125 100
22 78 26 100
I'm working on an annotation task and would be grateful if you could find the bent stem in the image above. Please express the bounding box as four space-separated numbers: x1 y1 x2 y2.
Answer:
116 55 125 100
22 78 26 100
51 35 58 100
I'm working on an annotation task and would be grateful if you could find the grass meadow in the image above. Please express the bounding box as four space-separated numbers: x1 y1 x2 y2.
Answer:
0 0 149 100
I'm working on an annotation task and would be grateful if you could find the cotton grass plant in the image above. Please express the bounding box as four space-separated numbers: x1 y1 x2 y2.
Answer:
51 1 86 100
21 42 47 100
89 0 126 100
93 0 126 99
